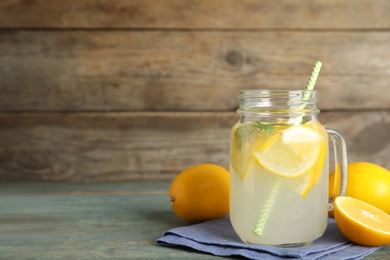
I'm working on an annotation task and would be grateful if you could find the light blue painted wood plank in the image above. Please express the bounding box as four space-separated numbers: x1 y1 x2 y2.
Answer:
1 194 181 244
0 181 171 193
0 182 388 259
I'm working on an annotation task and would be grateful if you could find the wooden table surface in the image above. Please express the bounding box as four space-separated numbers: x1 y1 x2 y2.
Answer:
1 182 389 259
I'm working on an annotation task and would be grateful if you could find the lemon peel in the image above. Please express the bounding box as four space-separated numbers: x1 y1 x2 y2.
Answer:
253 125 322 179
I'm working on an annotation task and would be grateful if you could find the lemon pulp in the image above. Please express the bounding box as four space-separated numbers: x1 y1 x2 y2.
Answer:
231 121 327 197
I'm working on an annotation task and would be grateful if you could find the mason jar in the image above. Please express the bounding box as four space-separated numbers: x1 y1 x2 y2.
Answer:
229 89 347 246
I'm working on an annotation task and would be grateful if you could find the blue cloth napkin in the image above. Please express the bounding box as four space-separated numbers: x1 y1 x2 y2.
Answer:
156 216 381 259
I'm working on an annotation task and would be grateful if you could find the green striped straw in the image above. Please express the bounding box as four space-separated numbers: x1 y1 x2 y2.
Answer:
252 61 323 236
304 61 322 99
253 179 281 235
300 60 322 122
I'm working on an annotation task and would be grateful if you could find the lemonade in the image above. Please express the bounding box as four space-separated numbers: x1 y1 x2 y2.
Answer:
229 88 347 246
230 120 329 246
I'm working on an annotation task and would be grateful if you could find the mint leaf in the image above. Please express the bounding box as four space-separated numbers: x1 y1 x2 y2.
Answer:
234 121 275 150
234 124 252 150
301 117 309 124
253 121 275 135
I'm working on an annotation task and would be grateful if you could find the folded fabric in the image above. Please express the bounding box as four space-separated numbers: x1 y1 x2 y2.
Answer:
156 216 381 259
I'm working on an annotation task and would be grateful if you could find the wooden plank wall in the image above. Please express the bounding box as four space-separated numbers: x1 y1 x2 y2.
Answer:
0 0 389 182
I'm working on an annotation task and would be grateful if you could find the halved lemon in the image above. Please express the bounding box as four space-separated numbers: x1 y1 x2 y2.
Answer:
334 196 390 246
253 124 323 178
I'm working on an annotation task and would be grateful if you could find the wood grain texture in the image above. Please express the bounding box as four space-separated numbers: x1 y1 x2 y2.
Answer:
1 0 390 29
0 1 389 183
1 30 390 111
0 112 235 182
0 111 388 182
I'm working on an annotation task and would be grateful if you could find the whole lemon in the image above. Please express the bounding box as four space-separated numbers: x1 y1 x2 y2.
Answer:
169 163 230 223
329 162 390 215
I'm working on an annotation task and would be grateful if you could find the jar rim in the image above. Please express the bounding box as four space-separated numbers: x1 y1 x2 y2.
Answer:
237 89 319 117
239 89 316 98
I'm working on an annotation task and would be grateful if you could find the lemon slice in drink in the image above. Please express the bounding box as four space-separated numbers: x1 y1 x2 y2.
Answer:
231 123 283 181
297 142 326 198
253 124 323 179
231 141 253 179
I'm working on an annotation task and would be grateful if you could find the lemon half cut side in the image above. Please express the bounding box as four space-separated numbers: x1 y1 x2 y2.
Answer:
334 196 390 246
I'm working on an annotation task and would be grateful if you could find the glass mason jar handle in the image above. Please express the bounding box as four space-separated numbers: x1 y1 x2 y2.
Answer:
326 127 348 211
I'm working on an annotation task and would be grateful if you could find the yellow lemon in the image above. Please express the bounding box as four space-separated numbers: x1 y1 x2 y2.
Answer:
329 162 390 216
232 121 326 197
334 196 390 246
169 164 229 223
253 124 324 178
252 123 327 197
